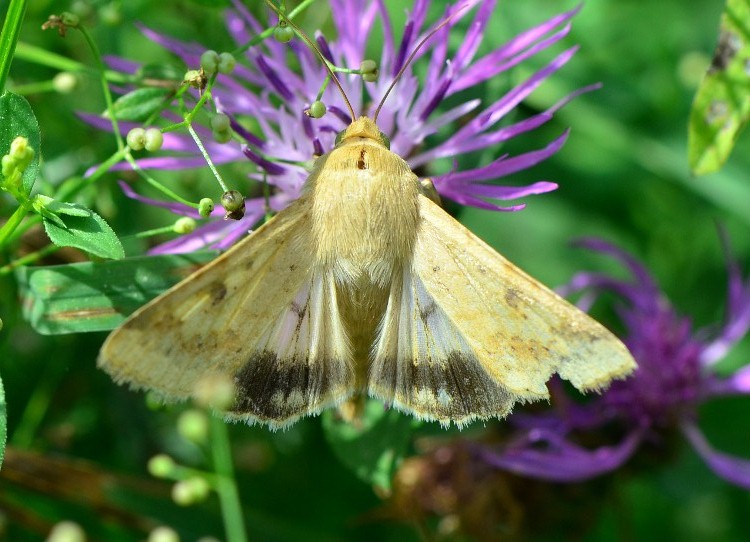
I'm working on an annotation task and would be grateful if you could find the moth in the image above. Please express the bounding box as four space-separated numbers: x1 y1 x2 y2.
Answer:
99 8 636 430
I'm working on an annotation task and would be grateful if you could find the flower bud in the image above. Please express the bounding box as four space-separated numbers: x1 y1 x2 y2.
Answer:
307 100 326 118
221 190 245 220
173 217 196 235
53 72 77 93
147 526 179 542
210 113 230 133
172 477 211 506
60 12 80 26
200 50 220 74
217 52 236 74
46 521 86 542
177 409 209 443
147 454 176 478
193 373 236 410
144 128 164 151
274 24 294 43
126 127 146 151
360 59 378 82
198 198 214 217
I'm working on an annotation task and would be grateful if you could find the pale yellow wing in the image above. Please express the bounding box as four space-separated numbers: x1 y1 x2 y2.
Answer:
368 195 636 427
99 197 354 429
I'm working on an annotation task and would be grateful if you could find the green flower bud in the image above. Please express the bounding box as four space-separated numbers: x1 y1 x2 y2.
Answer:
60 12 80 26
126 127 146 151
198 197 214 217
274 24 294 43
177 409 209 443
147 526 179 542
213 129 232 144
173 217 196 235
193 373 236 410
147 454 175 478
53 72 77 93
221 190 245 220
47 521 86 542
200 50 219 74
360 59 378 83
9 136 33 169
217 52 236 74
308 100 326 118
210 113 231 132
172 477 211 506
144 128 164 152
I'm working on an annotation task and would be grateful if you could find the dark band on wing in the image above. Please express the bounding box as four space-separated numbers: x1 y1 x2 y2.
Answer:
369 351 514 425
232 350 352 422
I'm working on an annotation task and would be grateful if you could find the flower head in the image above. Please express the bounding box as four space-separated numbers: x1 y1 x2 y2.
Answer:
481 237 750 488
93 0 591 253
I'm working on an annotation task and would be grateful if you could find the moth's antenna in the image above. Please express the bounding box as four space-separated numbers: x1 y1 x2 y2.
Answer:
373 3 469 122
265 1 357 122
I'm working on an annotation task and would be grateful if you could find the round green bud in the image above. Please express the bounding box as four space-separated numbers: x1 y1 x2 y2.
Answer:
210 113 231 133
60 12 80 27
173 217 197 235
53 72 78 93
217 52 236 74
200 50 219 74
212 129 233 144
147 454 175 478
147 526 179 542
99 3 122 25
10 136 33 164
172 477 211 506
360 59 377 74
126 127 146 151
47 521 86 542
177 409 209 443
1 155 15 178
193 373 236 410
144 128 164 152
198 198 215 217
221 190 245 220
308 100 326 118
274 24 294 43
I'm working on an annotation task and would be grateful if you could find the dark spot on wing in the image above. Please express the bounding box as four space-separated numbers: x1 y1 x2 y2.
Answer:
209 281 227 305
370 351 514 422
357 149 367 170
504 288 521 309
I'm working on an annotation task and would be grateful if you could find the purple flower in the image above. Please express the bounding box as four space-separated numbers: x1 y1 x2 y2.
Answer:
95 0 592 253
480 238 750 488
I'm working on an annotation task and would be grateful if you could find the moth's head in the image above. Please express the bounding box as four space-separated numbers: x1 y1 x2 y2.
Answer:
334 117 390 149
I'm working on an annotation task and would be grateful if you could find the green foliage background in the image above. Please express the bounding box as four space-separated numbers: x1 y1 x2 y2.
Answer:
1 0 750 540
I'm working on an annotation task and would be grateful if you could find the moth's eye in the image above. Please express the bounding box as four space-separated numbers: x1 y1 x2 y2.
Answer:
334 130 345 146
379 131 391 150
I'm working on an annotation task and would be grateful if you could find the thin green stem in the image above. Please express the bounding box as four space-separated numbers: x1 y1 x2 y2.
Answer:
0 0 27 92
0 244 60 276
233 0 316 55
210 415 247 542
126 224 177 239
8 80 58 95
0 202 31 248
187 123 229 192
77 26 124 148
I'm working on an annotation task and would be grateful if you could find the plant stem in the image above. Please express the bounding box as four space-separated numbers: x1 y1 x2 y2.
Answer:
0 0 27 93
210 415 248 542
0 203 30 249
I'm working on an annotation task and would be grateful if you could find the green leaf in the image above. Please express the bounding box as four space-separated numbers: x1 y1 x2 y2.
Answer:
688 0 750 175
42 204 125 260
106 87 174 122
322 399 416 494
0 91 40 193
15 251 219 334
0 373 5 469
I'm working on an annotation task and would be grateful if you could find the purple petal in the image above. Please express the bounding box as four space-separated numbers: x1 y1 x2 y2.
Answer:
118 181 203 217
682 422 750 489
702 366 750 396
480 428 641 482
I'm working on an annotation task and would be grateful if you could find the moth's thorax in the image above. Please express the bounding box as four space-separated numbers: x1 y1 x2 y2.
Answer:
306 124 421 286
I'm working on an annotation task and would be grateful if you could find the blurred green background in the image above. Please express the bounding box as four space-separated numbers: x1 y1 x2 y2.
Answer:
1 0 750 540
